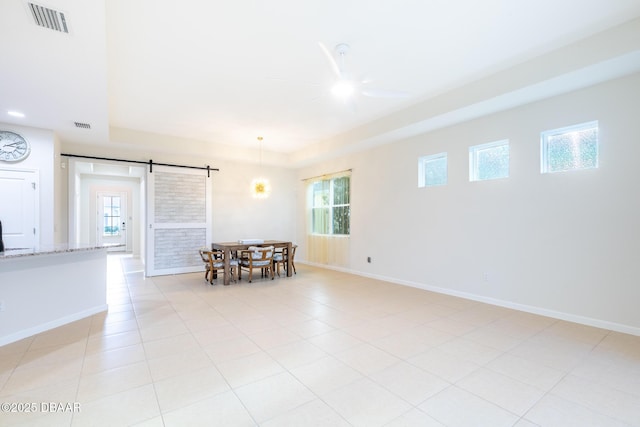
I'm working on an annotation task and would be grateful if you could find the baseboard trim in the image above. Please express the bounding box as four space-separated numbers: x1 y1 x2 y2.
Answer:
0 304 108 347
299 261 640 337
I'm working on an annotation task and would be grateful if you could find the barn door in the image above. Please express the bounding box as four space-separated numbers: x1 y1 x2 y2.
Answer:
145 166 211 276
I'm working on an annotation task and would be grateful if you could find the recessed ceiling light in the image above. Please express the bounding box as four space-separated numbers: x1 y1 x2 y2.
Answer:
8 111 25 118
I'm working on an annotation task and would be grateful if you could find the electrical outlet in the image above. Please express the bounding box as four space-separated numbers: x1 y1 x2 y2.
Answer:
0 300 5 312
483 272 489 282
367 256 371 263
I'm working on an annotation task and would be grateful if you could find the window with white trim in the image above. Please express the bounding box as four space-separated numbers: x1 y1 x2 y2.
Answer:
541 121 598 173
311 175 350 235
102 196 121 236
469 140 510 181
418 152 447 187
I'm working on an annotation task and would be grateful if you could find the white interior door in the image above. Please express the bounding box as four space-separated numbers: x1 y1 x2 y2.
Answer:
145 166 211 276
0 168 38 250
97 191 127 251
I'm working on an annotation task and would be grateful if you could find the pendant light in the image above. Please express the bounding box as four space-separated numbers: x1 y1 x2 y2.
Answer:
251 136 271 198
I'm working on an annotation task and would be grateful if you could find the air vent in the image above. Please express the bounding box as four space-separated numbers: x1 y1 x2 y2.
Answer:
28 2 69 33
74 122 91 129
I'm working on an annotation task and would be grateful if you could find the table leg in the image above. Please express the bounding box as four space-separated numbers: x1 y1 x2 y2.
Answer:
286 242 292 277
223 248 231 285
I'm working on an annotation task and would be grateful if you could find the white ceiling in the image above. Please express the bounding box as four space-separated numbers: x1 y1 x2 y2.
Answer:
2 0 640 164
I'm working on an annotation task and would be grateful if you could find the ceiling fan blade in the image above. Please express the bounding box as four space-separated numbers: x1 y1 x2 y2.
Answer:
360 76 375 85
361 88 410 99
318 41 341 78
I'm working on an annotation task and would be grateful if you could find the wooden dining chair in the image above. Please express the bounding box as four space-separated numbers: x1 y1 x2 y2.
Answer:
239 246 275 283
199 248 213 282
273 248 285 277
273 244 297 276
290 244 297 274
201 249 238 284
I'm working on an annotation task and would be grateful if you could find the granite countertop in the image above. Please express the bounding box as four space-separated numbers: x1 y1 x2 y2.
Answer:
0 244 123 260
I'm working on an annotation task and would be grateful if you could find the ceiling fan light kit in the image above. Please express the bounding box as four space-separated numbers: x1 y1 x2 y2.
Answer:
331 80 355 99
330 43 353 100
319 42 409 103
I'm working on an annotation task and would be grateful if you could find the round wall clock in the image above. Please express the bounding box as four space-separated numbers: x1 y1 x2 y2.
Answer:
0 130 31 162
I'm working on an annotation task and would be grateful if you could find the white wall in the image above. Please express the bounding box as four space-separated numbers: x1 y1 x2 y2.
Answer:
211 159 297 243
0 123 56 247
296 72 640 334
54 136 67 244
59 143 298 251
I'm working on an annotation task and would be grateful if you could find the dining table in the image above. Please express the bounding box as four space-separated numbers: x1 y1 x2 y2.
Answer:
211 240 293 285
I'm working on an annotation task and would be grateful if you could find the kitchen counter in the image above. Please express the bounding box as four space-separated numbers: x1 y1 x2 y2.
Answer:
0 245 112 346
0 243 122 259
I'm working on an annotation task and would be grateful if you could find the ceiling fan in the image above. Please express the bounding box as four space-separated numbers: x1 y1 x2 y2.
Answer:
318 42 410 103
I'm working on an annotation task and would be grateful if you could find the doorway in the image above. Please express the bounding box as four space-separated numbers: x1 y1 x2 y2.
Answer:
67 159 144 256
97 191 127 252
67 158 212 276
0 168 38 249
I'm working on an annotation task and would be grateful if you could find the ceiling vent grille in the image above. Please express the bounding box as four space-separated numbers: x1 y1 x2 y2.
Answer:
74 122 91 129
28 2 69 33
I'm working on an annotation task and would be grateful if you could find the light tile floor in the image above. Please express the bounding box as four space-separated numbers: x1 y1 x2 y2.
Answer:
1 255 640 426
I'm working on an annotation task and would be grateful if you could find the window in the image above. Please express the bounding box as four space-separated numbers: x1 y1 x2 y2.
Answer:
541 121 598 173
311 175 350 235
469 140 510 181
103 196 121 236
418 152 447 187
